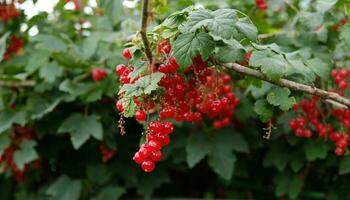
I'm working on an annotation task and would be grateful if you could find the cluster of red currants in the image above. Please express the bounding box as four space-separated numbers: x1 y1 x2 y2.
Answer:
331 68 349 91
99 144 117 162
289 94 350 156
0 2 21 22
133 121 173 172
3 35 24 61
115 40 239 172
255 0 268 11
0 126 41 182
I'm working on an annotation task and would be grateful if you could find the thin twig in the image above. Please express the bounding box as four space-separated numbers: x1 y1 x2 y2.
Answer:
0 80 36 88
284 0 299 13
221 62 350 109
140 0 153 64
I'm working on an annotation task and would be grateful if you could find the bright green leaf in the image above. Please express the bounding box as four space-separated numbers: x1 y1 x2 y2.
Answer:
267 87 296 111
249 50 288 80
216 39 246 63
39 62 63 83
254 99 273 122
235 17 258 41
172 32 215 69
306 58 330 80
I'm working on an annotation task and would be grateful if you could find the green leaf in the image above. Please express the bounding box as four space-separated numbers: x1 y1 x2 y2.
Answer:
32 34 67 52
87 164 112 184
340 26 350 49
138 170 170 198
0 132 10 156
120 97 137 117
0 33 9 62
180 9 238 40
39 62 63 83
26 96 62 120
254 99 273 122
249 50 288 80
0 110 27 134
13 140 38 171
26 50 50 74
263 142 290 171
172 32 215 69
208 151 236 181
58 114 103 149
46 176 82 200
315 0 337 13
99 0 123 25
93 186 125 200
306 58 330 80
130 62 147 82
339 156 350 175
215 39 246 63
274 172 304 199
235 17 258 41
135 72 165 94
186 133 211 168
267 87 296 111
304 139 328 161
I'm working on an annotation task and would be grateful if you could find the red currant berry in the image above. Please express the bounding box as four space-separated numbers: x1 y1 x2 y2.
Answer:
122 48 132 60
116 100 124 112
135 110 147 121
150 151 162 162
116 64 127 75
141 160 155 172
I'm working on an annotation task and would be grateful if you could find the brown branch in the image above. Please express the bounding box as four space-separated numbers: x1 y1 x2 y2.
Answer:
222 62 350 109
140 0 153 64
0 80 35 88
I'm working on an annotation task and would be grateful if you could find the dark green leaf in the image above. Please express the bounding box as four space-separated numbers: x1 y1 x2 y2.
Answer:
339 156 350 175
13 140 38 171
93 186 125 200
46 176 82 200
58 114 103 149
186 133 211 168
274 172 304 199
32 34 67 52
304 139 328 161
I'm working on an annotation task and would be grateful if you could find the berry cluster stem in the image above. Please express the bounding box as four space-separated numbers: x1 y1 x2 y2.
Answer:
222 62 350 108
140 0 153 65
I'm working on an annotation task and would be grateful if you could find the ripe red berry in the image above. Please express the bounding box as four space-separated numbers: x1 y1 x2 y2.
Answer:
133 152 145 164
91 68 107 81
338 80 348 89
116 100 124 112
141 160 155 172
150 151 162 162
135 110 147 121
122 48 132 60
335 147 345 156
116 64 127 75
213 120 222 129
